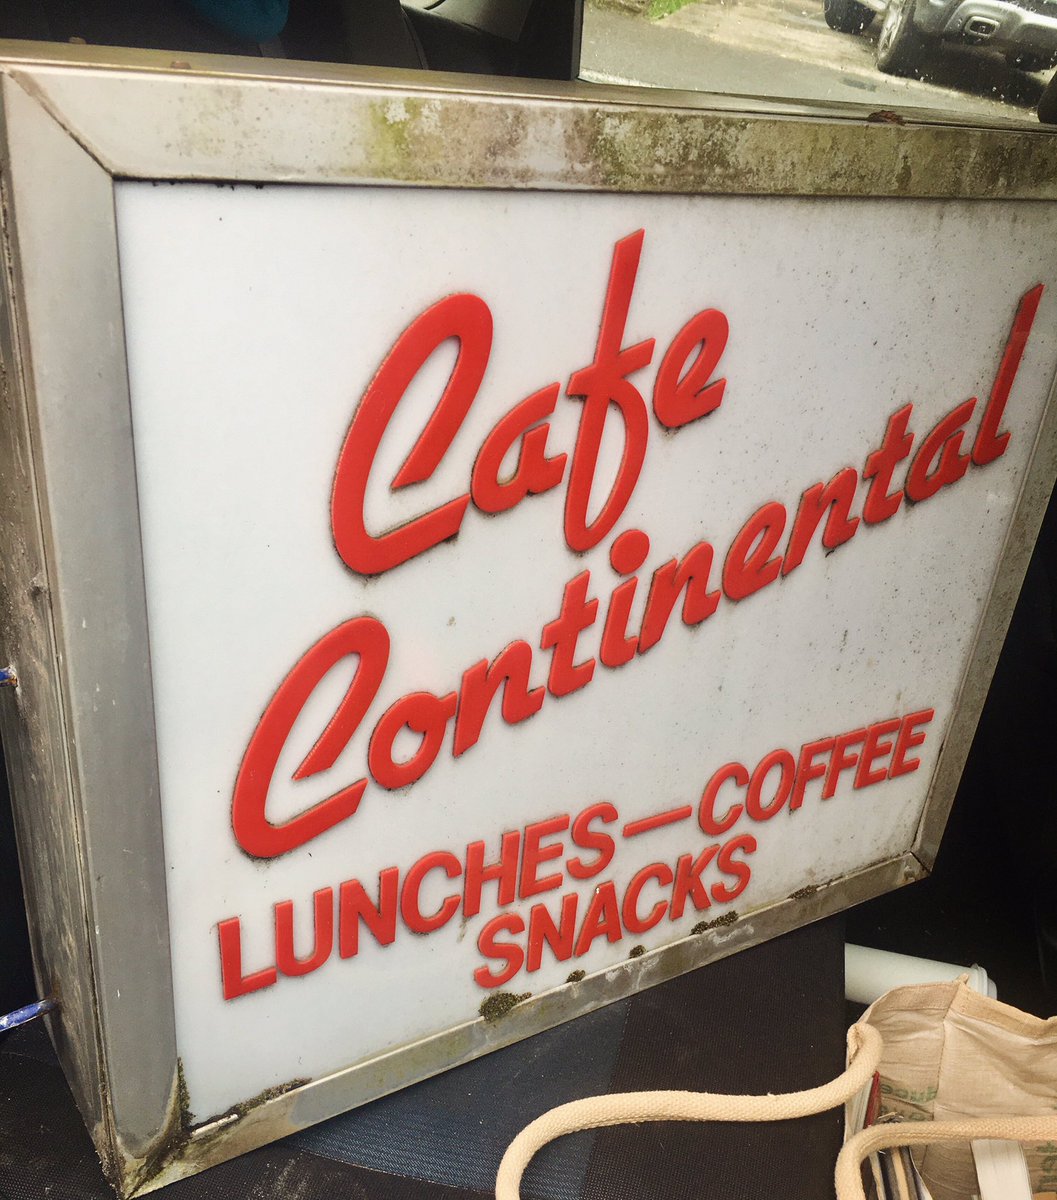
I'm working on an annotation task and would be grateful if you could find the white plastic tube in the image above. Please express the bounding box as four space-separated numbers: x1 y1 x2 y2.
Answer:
845 943 997 1005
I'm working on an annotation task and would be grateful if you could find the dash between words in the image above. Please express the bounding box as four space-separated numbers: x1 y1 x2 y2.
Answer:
220 708 934 998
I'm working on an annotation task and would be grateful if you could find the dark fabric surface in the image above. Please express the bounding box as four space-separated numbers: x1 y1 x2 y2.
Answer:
0 916 845 1200
289 996 627 1199
582 922 846 1200
0 1025 487 1200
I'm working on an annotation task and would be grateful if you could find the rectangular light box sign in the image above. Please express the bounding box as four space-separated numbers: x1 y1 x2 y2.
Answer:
2 44 1057 1197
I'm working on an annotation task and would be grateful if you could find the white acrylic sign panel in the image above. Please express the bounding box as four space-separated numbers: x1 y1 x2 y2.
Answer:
113 181 1057 1121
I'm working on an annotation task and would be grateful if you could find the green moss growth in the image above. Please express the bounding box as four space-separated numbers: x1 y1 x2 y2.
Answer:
691 910 739 934
479 991 531 1022
789 885 821 900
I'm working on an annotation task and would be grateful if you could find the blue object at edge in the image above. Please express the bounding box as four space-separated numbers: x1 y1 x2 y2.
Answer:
0 997 58 1033
183 0 289 41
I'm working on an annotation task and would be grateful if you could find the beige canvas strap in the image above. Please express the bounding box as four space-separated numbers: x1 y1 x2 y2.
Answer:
495 1024 883 1200
834 1116 1057 1200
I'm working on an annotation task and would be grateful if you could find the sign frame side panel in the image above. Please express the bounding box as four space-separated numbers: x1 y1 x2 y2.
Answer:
0 75 109 1155
0 75 180 1193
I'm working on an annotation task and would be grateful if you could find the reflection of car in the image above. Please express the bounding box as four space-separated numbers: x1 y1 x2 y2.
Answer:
825 0 1057 75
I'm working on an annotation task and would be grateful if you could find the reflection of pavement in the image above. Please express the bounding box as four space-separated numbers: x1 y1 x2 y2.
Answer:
582 0 1050 120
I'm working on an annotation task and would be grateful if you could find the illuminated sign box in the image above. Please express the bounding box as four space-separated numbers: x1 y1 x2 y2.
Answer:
2 44 1056 1196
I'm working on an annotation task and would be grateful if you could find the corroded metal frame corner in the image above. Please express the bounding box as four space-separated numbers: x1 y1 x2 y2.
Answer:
0 69 180 1197
0 73 111 1161
0 42 1055 1198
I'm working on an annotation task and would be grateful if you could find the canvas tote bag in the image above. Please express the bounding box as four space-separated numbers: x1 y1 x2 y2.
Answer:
495 978 1057 1200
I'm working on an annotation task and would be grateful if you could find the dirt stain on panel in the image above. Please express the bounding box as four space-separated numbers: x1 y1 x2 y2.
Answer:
479 991 531 1022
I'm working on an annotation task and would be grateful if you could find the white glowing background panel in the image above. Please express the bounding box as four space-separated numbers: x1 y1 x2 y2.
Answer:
113 183 1057 1119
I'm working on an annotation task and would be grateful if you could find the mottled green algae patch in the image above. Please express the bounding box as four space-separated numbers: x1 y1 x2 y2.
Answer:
570 107 1057 198
34 52 1057 201
362 93 535 187
185 75 1057 201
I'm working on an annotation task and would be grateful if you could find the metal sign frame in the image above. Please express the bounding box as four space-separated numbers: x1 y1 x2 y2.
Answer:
1 42 1056 1196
